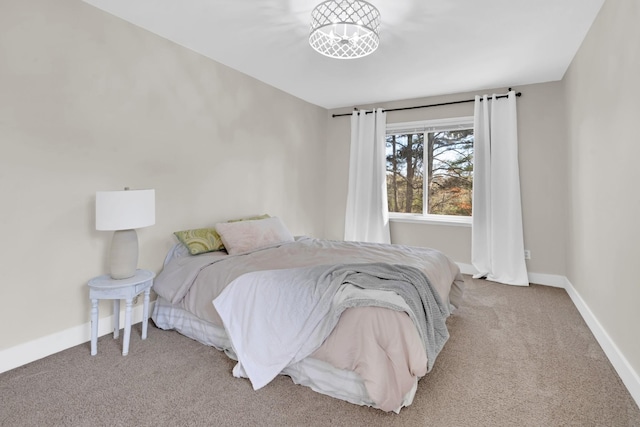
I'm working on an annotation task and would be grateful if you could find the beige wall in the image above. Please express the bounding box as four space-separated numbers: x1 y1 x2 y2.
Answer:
325 82 568 276
3 0 637 389
563 0 640 381
0 0 327 350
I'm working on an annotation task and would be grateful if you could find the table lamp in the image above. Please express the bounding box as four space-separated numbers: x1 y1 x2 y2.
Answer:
96 188 155 279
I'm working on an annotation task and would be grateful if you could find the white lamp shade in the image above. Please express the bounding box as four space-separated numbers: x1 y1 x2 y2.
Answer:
96 189 155 231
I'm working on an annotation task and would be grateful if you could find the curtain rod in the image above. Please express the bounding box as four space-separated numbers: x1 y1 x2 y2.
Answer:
331 90 522 118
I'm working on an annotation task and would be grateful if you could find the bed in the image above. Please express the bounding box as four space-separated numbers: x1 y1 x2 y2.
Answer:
151 216 465 413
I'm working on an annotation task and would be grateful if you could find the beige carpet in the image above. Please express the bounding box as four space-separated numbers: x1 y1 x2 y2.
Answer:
2 276 639 426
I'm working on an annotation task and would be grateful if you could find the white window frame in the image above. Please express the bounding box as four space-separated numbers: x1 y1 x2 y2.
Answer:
386 116 474 227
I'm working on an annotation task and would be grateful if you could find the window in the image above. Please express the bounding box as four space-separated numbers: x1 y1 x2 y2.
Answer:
386 117 474 222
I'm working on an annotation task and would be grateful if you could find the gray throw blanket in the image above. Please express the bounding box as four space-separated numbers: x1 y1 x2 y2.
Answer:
215 261 452 390
333 262 451 372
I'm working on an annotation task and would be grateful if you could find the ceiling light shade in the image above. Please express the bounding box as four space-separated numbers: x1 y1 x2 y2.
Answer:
309 0 381 59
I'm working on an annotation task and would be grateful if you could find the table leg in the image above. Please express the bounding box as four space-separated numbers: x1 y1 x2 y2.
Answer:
142 287 150 340
123 298 132 356
113 299 120 339
91 299 98 356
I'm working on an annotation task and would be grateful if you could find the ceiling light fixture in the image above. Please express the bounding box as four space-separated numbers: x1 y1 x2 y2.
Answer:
309 0 381 59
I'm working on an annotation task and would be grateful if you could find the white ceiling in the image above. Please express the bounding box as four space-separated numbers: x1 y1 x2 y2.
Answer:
82 0 605 109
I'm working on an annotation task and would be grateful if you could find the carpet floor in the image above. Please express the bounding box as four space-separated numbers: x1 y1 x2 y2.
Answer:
1 276 639 426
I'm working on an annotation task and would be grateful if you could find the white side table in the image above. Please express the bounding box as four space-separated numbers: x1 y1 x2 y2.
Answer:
88 269 155 356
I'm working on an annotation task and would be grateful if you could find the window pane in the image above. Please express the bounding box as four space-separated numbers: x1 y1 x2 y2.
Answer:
386 126 473 217
428 129 474 216
386 133 424 214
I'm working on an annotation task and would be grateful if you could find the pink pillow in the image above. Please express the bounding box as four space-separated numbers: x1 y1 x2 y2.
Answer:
215 217 294 255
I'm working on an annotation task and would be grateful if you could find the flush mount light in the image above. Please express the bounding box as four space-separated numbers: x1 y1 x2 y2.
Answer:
309 0 381 59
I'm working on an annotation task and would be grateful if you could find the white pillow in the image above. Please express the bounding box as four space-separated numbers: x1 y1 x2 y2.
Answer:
215 217 294 255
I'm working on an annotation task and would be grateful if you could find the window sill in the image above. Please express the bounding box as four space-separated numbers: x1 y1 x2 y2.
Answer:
388 213 472 227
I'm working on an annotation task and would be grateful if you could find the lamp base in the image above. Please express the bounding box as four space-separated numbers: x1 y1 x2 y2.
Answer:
109 229 138 279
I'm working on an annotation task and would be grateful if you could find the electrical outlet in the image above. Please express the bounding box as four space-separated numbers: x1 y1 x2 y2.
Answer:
524 250 531 260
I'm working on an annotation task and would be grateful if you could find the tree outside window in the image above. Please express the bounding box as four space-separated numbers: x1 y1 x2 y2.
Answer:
386 120 474 217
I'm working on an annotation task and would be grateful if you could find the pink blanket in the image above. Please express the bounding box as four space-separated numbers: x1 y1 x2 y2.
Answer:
311 306 427 411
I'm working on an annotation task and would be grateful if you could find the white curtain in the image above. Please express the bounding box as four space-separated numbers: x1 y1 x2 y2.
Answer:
344 108 390 244
472 91 528 286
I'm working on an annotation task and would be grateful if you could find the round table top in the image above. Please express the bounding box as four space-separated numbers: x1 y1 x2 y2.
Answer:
88 269 155 289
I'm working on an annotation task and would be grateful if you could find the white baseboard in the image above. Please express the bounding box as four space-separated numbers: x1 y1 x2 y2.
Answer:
526 272 567 288
562 278 640 410
456 263 566 287
456 262 479 276
0 301 155 374
456 262 640 409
